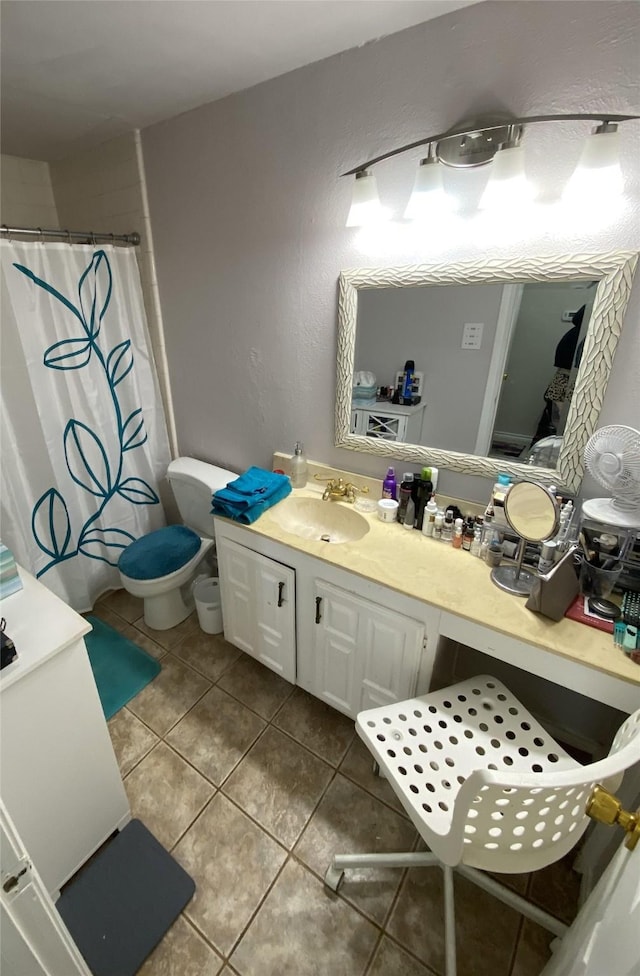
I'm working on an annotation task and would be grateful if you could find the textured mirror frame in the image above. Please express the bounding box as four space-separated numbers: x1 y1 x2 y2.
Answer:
335 252 638 494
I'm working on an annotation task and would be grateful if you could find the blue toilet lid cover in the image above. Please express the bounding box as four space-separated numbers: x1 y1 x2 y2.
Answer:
119 525 201 581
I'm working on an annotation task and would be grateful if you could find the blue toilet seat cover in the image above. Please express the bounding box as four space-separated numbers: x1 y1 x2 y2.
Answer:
119 526 201 581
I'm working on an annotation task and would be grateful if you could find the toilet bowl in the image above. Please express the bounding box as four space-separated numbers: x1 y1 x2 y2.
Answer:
118 457 236 630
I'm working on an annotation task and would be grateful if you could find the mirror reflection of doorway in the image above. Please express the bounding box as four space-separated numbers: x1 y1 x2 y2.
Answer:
487 282 595 464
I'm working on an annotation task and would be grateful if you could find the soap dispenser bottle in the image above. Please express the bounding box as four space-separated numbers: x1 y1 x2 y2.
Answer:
290 442 308 488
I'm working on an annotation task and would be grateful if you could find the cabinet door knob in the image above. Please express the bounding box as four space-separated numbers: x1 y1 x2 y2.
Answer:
315 596 322 624
278 581 285 607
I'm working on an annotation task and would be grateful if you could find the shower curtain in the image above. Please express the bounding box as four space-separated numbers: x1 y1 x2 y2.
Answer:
1 240 171 611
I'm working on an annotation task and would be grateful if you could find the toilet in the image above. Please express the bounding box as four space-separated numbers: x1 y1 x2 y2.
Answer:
118 456 236 630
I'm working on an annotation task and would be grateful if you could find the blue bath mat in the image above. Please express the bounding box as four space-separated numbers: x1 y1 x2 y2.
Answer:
85 615 161 720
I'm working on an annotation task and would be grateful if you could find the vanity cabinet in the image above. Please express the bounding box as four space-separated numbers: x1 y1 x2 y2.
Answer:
215 522 437 719
217 537 296 682
297 578 425 718
350 402 426 443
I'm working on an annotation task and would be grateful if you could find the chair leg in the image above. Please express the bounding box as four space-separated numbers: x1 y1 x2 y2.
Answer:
455 864 568 939
324 851 438 892
443 865 457 976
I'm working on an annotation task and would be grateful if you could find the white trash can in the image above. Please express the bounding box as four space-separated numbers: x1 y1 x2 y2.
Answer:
193 577 223 634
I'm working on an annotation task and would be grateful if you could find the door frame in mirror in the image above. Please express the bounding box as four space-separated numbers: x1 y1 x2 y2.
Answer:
335 252 638 494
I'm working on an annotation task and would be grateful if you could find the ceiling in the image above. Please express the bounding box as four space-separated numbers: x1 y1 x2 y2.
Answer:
1 0 476 162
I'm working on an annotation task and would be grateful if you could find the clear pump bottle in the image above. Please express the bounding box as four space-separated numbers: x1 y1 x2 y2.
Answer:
290 442 308 488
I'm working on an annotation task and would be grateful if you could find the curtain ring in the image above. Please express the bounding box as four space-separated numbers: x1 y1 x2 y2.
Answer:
90 231 97 246
110 233 115 248
65 229 72 245
1 224 11 241
37 227 44 242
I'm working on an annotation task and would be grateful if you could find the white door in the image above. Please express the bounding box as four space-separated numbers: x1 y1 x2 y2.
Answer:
540 836 639 976
0 800 91 976
307 580 424 718
218 538 296 682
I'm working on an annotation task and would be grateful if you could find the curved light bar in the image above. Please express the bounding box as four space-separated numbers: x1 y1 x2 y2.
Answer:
341 113 639 177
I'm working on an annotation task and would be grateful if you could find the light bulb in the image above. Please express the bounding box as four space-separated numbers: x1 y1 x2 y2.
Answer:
563 125 623 204
479 144 534 210
346 170 389 227
404 157 453 220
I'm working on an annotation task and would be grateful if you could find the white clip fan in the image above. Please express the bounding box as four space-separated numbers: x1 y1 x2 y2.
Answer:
582 425 640 528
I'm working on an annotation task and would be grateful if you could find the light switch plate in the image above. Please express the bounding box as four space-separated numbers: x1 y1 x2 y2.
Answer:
462 322 483 349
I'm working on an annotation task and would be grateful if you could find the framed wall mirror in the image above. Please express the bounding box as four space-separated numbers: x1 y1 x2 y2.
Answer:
335 252 638 493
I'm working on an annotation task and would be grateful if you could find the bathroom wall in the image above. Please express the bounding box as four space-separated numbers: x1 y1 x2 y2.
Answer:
142 0 640 502
0 154 58 227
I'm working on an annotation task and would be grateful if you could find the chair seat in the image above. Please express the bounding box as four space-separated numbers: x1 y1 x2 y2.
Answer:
357 675 581 869
118 525 201 581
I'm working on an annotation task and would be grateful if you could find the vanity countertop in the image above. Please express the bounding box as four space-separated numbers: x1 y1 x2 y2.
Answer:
232 486 640 693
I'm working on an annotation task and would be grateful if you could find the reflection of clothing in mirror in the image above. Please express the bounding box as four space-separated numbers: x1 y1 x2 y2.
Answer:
532 305 586 445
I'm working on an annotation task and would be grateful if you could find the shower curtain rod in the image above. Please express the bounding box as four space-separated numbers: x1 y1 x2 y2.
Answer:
1 224 140 246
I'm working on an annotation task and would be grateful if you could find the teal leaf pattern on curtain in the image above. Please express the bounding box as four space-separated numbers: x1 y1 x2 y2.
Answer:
13 249 157 578
32 488 72 560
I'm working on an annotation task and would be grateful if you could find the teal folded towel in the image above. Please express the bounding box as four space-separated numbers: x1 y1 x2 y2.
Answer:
212 467 291 523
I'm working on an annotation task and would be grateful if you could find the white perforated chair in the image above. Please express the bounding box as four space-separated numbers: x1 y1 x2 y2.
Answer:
325 675 640 976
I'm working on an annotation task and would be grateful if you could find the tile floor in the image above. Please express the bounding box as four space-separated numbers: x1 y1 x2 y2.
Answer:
94 589 582 976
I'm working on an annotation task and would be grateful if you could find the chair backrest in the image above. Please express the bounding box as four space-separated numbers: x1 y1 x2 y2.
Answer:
447 707 640 874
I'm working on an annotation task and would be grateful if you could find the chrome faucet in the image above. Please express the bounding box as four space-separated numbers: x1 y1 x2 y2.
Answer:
314 475 369 503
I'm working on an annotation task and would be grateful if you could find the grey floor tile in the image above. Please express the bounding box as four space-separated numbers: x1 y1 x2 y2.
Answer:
95 587 143 623
90 604 129 634
137 914 223 976
127 653 211 735
386 867 521 976
166 685 266 785
217 653 294 719
367 937 436 976
340 735 406 815
527 852 581 924
173 793 287 958
510 919 554 976
295 773 417 925
108 706 159 776
122 623 166 661
223 726 333 848
274 687 355 765
136 612 199 650
230 859 379 976
172 629 242 682
124 741 214 850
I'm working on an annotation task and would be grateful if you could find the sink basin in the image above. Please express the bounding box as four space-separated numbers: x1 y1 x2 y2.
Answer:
271 496 370 544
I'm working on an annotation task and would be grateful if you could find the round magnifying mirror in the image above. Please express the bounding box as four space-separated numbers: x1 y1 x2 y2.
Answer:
491 481 560 596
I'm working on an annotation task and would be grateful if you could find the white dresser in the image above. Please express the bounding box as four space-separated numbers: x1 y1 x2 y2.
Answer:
350 400 427 442
0 568 130 899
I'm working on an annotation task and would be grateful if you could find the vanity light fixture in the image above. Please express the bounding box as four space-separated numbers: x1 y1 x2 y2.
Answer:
344 112 639 226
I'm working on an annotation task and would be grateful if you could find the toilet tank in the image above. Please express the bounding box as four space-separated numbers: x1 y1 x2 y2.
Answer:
167 457 236 537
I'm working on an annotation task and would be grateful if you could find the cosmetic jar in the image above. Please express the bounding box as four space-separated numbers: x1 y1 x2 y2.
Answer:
486 543 503 568
377 498 399 522
354 496 377 514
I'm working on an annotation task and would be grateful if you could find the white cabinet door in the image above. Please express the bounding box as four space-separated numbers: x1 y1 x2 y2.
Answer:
218 537 296 682
306 579 424 718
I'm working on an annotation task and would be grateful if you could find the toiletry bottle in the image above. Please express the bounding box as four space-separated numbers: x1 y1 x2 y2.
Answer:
479 507 493 561
538 540 557 574
470 518 483 557
382 467 397 500
462 517 475 552
290 442 308 488
402 359 415 401
415 467 433 532
397 472 414 523
403 495 415 530
422 495 438 537
441 509 454 543
433 510 444 541
452 518 463 549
